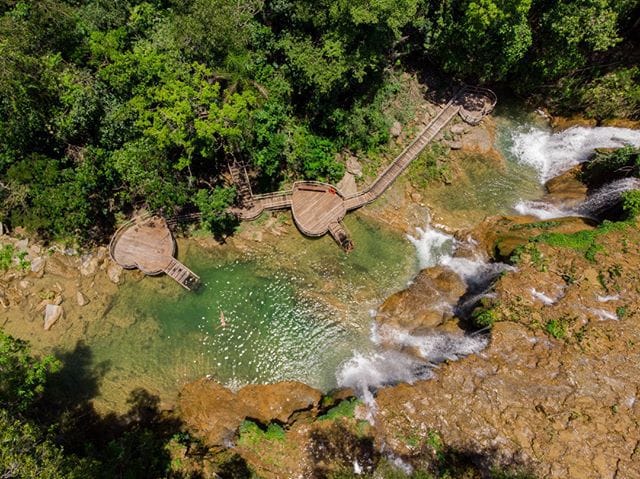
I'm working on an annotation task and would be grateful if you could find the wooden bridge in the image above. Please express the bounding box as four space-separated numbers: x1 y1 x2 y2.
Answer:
108 85 495 288
232 85 496 249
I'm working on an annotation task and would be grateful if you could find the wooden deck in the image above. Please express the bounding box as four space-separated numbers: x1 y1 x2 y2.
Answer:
291 182 346 236
109 216 200 290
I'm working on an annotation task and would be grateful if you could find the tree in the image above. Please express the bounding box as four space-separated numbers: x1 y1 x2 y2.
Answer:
425 0 533 82
0 330 60 412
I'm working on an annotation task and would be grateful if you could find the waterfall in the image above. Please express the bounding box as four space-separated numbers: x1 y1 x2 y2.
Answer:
335 324 487 415
510 126 640 183
407 223 512 289
515 177 640 220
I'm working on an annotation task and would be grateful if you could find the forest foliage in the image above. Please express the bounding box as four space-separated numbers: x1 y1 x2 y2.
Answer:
0 0 638 241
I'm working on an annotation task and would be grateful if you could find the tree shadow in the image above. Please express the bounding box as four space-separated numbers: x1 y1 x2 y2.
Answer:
307 421 535 478
308 422 380 478
33 341 202 478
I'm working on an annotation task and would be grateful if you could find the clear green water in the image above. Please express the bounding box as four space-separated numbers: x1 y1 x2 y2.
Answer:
86 215 416 411
424 105 548 225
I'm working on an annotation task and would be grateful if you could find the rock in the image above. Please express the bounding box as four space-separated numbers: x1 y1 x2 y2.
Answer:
45 256 78 279
450 123 467 135
43 304 63 330
376 266 466 331
29 244 41 255
460 124 493 154
390 120 402 137
447 140 463 150
179 379 323 447
410 192 423 204
544 165 588 205
337 172 358 197
77 291 89 306
346 157 363 177
15 239 29 252
30 257 46 276
18 280 31 289
80 254 100 276
107 262 123 284
237 382 322 424
179 379 255 446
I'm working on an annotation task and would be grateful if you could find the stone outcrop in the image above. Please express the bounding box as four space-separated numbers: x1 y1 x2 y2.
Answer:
376 266 466 331
179 379 322 446
374 217 640 479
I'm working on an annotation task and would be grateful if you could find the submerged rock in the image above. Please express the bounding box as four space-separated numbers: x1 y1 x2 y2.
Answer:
44 304 63 330
107 262 123 284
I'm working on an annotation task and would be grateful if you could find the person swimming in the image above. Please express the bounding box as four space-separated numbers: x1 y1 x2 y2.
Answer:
219 309 227 328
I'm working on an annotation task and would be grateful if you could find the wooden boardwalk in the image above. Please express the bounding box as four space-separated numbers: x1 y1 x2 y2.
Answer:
232 85 496 249
109 216 200 290
108 85 496 280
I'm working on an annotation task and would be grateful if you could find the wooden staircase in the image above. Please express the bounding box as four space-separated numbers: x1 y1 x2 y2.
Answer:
163 258 201 290
228 161 253 206
328 221 353 252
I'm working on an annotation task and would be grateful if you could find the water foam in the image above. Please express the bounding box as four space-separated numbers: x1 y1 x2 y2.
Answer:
530 288 555 305
515 177 640 220
407 224 512 289
510 126 640 183
336 325 488 413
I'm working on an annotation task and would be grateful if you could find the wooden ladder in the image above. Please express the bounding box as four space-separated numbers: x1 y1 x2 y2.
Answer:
164 258 201 290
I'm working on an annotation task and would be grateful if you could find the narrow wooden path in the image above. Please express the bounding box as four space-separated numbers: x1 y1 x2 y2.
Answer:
233 85 496 249
108 85 496 286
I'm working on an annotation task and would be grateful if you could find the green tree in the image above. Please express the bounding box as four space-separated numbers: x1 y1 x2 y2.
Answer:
0 330 60 412
426 0 533 81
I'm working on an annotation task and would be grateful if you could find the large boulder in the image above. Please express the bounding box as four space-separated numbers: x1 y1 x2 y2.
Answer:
179 379 322 446
237 382 322 424
376 266 466 331
179 379 248 446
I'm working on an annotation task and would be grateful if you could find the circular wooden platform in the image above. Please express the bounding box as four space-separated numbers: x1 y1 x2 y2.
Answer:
110 216 175 275
290 182 346 237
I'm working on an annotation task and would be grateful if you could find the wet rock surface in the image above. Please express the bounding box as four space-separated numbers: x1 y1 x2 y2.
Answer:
179 379 322 446
376 266 465 331
375 217 640 479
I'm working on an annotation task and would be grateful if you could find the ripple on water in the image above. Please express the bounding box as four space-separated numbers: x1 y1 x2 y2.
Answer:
85 215 415 411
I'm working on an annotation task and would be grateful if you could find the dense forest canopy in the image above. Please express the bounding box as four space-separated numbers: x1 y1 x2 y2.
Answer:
0 0 638 242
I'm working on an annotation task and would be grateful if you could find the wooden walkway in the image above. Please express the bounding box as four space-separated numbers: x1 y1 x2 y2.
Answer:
232 85 496 249
107 85 496 281
109 215 200 290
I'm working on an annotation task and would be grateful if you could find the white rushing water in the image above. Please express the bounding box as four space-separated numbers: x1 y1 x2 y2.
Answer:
407 223 512 289
515 177 640 220
510 126 640 183
336 324 487 414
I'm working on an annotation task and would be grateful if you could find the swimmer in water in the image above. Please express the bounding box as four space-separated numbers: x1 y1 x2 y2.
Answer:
219 309 227 328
